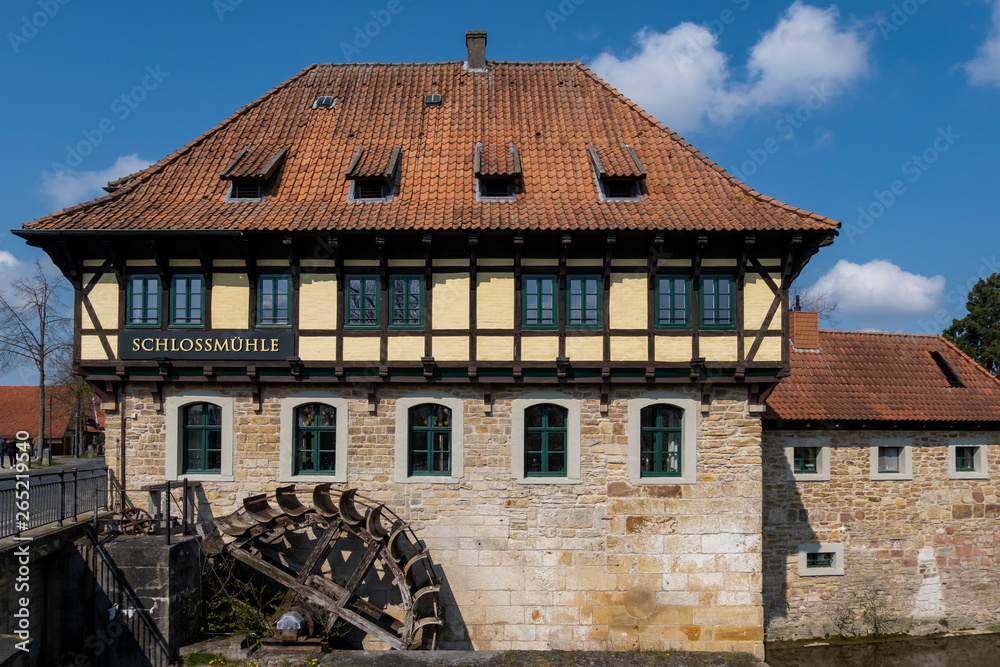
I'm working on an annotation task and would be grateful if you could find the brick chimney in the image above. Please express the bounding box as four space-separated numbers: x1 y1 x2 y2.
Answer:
466 31 487 70
789 310 819 350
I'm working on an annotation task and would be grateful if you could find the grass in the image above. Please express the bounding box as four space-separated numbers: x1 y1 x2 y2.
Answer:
987 624 1000 633
183 653 222 666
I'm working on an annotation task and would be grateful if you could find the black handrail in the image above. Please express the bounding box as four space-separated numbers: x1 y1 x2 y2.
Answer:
1 465 109 538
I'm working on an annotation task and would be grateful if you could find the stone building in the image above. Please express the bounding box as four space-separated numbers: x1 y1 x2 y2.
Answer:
763 311 1000 640
15 34 842 655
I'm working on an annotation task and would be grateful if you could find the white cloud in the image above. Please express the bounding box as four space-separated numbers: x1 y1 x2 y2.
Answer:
588 2 871 133
39 154 152 209
961 0 1000 86
0 250 20 268
806 259 945 327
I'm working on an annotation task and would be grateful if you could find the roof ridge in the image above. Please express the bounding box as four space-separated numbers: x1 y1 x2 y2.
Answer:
819 329 944 338
574 62 839 231
22 64 320 227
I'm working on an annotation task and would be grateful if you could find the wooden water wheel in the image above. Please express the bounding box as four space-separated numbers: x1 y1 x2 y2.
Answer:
210 485 441 650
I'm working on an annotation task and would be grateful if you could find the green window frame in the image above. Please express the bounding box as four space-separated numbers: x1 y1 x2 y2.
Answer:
566 275 601 328
524 404 568 477
793 447 819 474
170 275 205 328
257 275 292 327
127 275 160 328
294 403 337 475
523 275 557 329
182 403 222 474
806 552 835 569
346 275 380 328
655 275 690 328
955 446 978 472
639 404 682 477
389 275 424 328
700 275 735 329
408 404 452 475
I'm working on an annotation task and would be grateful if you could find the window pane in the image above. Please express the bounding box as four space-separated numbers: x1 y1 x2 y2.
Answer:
206 404 222 426
297 405 315 427
318 450 336 472
318 430 336 452
878 446 900 473
547 451 566 473
185 404 203 425
525 406 544 428
546 405 567 428
320 405 336 427
524 432 543 453
640 407 656 428
206 449 222 471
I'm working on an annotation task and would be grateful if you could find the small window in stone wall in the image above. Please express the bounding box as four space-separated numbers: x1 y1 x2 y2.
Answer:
949 440 989 480
870 438 913 480
785 438 830 481
798 543 844 577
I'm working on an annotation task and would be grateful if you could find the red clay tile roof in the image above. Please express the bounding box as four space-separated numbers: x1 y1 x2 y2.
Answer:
221 146 288 181
766 331 1000 423
590 144 645 179
476 141 521 177
20 61 839 234
0 385 98 440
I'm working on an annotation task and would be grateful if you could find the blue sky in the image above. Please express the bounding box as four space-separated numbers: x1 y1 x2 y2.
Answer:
2 0 1000 376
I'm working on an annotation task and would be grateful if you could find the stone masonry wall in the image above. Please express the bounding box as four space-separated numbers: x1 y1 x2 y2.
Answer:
104 382 765 656
763 429 1000 641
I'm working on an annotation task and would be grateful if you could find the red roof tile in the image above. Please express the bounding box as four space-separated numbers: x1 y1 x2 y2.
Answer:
0 386 104 440
20 61 839 235
766 331 1000 423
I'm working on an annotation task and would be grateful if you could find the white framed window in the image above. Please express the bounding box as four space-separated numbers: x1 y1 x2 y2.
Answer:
627 392 698 485
785 436 831 482
279 393 350 484
870 437 913 480
165 390 235 482
394 392 465 483
797 543 844 577
949 437 989 480
511 394 582 485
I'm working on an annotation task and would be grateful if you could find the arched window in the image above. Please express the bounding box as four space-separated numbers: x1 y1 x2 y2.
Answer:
183 403 222 473
295 403 337 474
639 404 682 477
409 404 452 475
524 404 568 477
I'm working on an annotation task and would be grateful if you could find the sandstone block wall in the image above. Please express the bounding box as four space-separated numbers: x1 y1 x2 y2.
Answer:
104 382 765 656
763 429 1000 641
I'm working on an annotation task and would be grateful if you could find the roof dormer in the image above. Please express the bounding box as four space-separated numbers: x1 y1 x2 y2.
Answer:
346 145 402 202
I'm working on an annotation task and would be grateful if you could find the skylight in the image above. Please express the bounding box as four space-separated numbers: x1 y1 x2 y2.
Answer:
312 96 336 109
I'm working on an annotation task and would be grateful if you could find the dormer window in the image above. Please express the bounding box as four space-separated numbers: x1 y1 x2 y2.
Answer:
474 141 521 200
345 144 401 203
588 144 646 201
220 145 288 202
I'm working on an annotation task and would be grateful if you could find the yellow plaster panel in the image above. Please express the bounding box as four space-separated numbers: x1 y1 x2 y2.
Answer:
298 336 337 361
342 336 380 361
82 273 119 330
125 259 155 267
433 259 470 267
432 274 470 329
610 273 647 329
388 259 425 267
344 260 378 267
566 336 604 361
611 259 646 267
257 260 289 267
479 258 514 267
168 259 201 267
83 259 105 267
387 336 425 361
301 259 335 268
658 259 691 268
213 259 245 268
758 258 782 267
82 335 116 360
748 336 782 362
703 259 738 267
433 336 470 361
522 259 558 267
655 336 692 362
566 259 602 267
611 336 648 362
212 273 249 329
744 273 782 331
521 337 559 361
701 336 738 362
477 336 513 361
299 275 337 329
477 273 514 329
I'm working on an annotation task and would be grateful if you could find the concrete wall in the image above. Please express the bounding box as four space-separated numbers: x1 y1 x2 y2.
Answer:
104 381 766 656
763 429 1000 640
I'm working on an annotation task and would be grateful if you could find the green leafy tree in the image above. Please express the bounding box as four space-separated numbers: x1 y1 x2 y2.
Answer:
944 273 1000 375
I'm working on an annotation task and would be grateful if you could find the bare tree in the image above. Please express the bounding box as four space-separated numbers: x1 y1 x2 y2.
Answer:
790 283 840 325
0 260 72 460
53 355 97 457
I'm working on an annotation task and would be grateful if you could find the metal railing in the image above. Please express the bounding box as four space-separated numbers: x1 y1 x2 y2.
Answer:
0 464 109 538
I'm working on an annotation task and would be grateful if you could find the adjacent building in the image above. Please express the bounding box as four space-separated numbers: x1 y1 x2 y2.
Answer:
0 385 104 456
15 33 849 655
